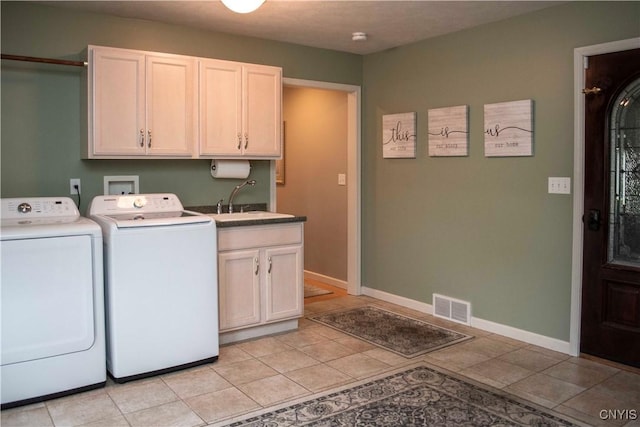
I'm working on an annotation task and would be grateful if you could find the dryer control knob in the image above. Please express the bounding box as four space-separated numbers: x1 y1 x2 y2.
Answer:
17 203 32 213
133 198 146 208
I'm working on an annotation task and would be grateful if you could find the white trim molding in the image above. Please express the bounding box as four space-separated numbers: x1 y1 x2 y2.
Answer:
304 270 347 290
362 286 433 314
362 286 572 355
274 78 362 296
570 37 640 357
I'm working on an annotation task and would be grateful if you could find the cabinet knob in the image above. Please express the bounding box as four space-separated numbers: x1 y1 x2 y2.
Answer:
268 256 272 274
139 129 145 147
148 130 152 148
244 133 249 150
255 257 259 275
237 133 242 150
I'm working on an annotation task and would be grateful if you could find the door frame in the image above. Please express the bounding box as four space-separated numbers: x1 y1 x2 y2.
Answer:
570 37 640 357
269 78 362 296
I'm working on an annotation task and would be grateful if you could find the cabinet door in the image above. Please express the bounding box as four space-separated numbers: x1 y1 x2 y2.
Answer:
199 59 243 156
146 55 196 156
264 245 303 322
243 65 282 157
218 249 261 331
91 48 145 156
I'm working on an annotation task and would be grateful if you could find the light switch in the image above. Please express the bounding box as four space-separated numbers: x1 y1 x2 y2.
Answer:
548 177 571 194
338 173 346 186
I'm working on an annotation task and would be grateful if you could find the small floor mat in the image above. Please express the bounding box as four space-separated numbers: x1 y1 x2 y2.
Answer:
308 305 472 357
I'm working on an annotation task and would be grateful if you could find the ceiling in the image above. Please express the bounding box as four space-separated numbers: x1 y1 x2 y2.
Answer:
39 0 562 55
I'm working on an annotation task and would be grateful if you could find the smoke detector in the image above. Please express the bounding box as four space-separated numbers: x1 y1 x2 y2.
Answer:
352 32 367 42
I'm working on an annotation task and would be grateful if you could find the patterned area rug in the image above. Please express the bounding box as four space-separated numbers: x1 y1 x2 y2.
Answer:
304 283 333 298
215 364 585 426
309 306 472 357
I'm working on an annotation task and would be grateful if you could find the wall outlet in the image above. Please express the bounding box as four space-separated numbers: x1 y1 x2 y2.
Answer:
548 177 571 194
70 178 81 195
338 173 346 186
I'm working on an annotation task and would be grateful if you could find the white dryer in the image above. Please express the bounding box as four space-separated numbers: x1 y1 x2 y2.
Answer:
1 197 106 409
88 193 218 383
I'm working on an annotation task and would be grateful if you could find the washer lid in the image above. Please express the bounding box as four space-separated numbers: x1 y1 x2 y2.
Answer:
98 210 211 228
88 193 212 228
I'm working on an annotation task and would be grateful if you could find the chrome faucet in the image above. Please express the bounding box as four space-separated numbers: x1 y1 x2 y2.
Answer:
228 180 256 213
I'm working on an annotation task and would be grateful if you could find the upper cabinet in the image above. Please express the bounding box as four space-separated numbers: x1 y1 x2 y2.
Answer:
83 46 282 160
85 46 197 158
199 59 282 158
145 55 197 156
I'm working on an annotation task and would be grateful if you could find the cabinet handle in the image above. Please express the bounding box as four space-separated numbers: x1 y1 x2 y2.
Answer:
237 133 242 150
268 256 272 274
244 133 249 150
148 130 152 148
255 257 259 275
139 129 145 147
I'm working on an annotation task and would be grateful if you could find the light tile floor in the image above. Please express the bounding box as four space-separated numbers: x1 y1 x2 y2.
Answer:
3 294 640 427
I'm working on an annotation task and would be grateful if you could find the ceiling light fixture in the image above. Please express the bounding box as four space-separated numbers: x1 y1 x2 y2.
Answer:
221 0 265 14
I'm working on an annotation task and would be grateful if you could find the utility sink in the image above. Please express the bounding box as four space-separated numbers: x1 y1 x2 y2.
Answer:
208 211 294 222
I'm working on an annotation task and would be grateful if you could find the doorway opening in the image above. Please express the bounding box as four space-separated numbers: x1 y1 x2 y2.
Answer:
269 78 361 296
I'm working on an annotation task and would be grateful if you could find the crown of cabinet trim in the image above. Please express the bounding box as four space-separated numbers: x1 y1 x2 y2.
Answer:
83 45 282 160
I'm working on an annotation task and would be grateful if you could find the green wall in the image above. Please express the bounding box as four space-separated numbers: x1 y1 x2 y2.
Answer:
2 1 639 343
0 2 361 212
361 1 640 340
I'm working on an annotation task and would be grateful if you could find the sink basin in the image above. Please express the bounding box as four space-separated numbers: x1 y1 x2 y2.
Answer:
208 211 294 222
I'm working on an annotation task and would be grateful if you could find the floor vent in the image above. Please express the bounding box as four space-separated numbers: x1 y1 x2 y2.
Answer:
433 294 471 325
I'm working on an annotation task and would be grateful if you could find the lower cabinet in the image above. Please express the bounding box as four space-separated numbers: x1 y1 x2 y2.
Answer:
217 223 304 338
263 245 304 322
218 249 261 330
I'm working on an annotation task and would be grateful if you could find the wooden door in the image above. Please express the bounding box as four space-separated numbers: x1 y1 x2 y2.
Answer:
581 48 640 367
243 64 282 157
199 59 243 156
264 245 303 322
145 54 196 157
91 47 145 156
218 250 261 331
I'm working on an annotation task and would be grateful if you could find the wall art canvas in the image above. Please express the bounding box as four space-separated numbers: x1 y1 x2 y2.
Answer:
428 105 469 157
382 112 416 158
484 99 534 157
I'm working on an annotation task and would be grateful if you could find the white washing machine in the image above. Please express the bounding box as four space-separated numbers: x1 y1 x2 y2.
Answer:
0 197 106 409
88 193 218 383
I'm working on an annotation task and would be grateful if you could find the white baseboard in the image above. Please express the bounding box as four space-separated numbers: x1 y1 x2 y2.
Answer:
362 286 433 314
220 320 299 345
304 270 347 290
361 286 571 355
471 317 571 354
